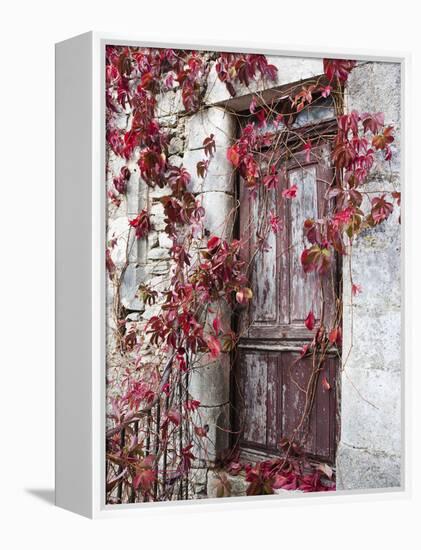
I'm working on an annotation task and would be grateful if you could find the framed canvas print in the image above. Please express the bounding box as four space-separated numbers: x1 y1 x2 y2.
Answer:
55 32 407 518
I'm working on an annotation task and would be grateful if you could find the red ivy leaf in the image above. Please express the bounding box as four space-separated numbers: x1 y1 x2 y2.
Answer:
304 310 316 331
196 159 209 178
133 469 156 492
372 126 394 150
328 326 342 345
184 399 200 412
203 134 216 157
166 409 181 426
321 85 331 98
301 245 332 275
212 316 222 335
282 185 298 199
322 377 331 391
226 145 240 167
236 287 253 304
194 425 208 438
206 335 221 359
207 235 221 251
371 195 393 224
323 59 356 83
129 209 152 239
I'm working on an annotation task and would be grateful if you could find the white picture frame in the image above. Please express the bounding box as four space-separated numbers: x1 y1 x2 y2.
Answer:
55 32 410 518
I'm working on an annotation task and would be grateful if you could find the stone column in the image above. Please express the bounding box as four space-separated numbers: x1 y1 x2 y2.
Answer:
337 62 402 490
183 107 236 472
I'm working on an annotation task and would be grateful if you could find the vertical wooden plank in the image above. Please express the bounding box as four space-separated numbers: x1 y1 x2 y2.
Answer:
314 356 336 462
316 152 339 330
266 353 279 449
278 170 290 325
238 177 250 336
242 352 268 446
281 351 309 446
289 164 321 323
250 187 278 323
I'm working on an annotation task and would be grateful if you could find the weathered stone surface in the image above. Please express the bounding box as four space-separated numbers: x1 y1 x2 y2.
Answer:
340 366 401 454
190 468 208 499
336 444 401 490
168 154 183 168
119 263 144 310
145 260 170 276
147 247 170 261
346 62 401 173
197 191 235 238
158 232 173 249
183 146 234 194
126 168 148 215
150 202 166 231
141 304 162 321
158 114 177 128
191 402 230 462
189 355 230 407
107 216 144 265
207 471 248 498
168 136 184 155
185 107 235 150
337 61 401 490
156 89 183 118
147 230 159 250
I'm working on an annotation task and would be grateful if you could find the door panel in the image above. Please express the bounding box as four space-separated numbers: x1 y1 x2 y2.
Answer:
234 348 337 463
234 140 340 464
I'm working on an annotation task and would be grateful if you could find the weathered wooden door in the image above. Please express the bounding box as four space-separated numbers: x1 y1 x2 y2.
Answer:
233 137 340 465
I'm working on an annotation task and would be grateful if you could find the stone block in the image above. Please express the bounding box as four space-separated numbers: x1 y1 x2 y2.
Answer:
183 147 234 194
340 366 401 455
147 247 170 261
207 470 248 498
185 107 235 150
197 192 235 238
168 136 184 155
145 260 170 276
107 216 143 265
119 263 145 310
147 230 159 251
191 402 230 462
337 443 401 490
150 202 166 231
156 89 183 117
189 354 231 407
158 232 173 249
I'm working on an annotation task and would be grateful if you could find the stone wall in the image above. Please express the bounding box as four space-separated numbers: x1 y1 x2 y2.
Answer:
336 61 402 490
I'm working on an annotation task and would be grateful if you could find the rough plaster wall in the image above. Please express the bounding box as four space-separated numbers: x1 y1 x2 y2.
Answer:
337 62 402 490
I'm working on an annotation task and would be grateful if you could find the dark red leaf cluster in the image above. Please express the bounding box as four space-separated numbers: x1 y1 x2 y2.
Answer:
215 53 278 97
323 58 356 83
129 209 152 239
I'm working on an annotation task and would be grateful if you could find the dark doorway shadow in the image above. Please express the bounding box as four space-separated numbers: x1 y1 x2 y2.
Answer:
25 488 55 505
